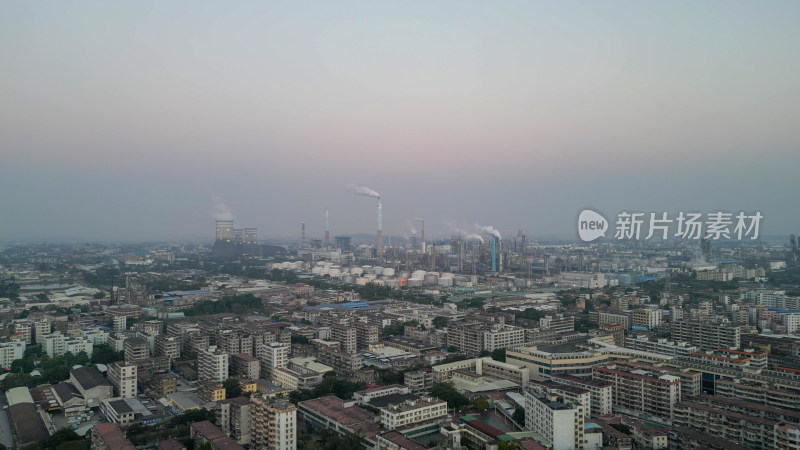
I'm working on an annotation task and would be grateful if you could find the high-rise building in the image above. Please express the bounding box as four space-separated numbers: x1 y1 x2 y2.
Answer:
217 397 253 445
260 342 289 382
33 319 51 344
540 315 575 334
155 335 180 360
525 390 585 450
199 345 229 382
251 396 297 450
123 337 149 362
113 315 127 332
231 353 261 380
0 340 25 369
632 308 662 331
593 364 681 421
668 321 740 350
107 362 137 399
331 325 357 354
354 322 379 350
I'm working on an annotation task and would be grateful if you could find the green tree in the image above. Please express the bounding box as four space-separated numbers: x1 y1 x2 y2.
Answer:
10 358 34 373
428 382 469 409
432 316 450 328
291 335 310 345
42 428 81 449
491 348 506 362
473 397 490 411
223 378 242 399
512 408 525 425
497 440 517 450
24 345 44 358
91 344 122 364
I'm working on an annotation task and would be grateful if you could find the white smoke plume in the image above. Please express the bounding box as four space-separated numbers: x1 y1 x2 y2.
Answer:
475 224 502 240
446 223 485 243
212 196 234 221
406 221 418 236
347 184 380 198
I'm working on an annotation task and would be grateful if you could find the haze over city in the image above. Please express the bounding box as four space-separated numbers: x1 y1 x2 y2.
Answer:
2 1 800 242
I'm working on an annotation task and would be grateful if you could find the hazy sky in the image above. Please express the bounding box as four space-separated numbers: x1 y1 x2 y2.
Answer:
2 1 799 242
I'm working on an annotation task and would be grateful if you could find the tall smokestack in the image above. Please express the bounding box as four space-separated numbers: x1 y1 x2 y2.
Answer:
301 222 307 248
491 235 497 273
325 210 330 245
376 198 383 258
420 219 425 253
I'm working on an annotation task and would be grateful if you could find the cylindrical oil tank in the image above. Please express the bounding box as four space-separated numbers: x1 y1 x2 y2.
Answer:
407 278 423 287
424 274 439 285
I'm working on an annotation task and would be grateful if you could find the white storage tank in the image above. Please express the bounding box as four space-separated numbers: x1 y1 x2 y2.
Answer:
311 267 322 275
373 266 384 276
351 267 364 276
343 275 356 284
407 278 424 287
384 280 399 288
424 274 439 285
355 277 369 285
412 270 427 279
382 268 395 277
438 277 453 287
329 269 341 277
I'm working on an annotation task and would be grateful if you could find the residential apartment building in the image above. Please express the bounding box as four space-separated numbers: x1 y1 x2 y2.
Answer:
33 319 51 344
669 321 740 350
593 311 632 330
483 324 525 352
593 364 681 421
217 397 252 446
316 348 363 376
625 335 698 356
331 325 357 354
155 335 180 360
674 399 797 450
354 322 379 350
260 342 289 381
42 332 94 358
551 375 613 417
528 380 591 418
525 390 585 450
540 315 575 334
199 345 229 382
251 396 297 450
123 337 149 361
198 380 226 402
447 321 524 356
107 362 137 399
0 340 25 369
231 353 261 380
631 308 662 330
378 397 447 436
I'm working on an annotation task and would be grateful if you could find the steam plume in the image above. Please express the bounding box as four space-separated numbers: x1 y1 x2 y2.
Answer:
212 196 234 221
347 184 380 198
475 224 502 240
